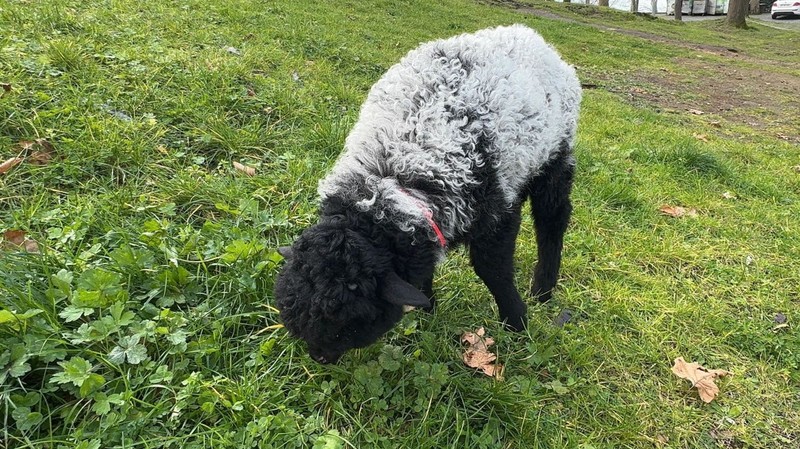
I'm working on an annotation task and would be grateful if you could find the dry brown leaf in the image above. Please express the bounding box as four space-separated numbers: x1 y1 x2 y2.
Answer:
233 161 256 176
2 230 40 253
688 108 705 115
671 357 730 403
659 205 698 218
693 133 709 142
22 139 55 165
1 83 10 93
721 191 737 200
0 157 23 174
461 327 503 379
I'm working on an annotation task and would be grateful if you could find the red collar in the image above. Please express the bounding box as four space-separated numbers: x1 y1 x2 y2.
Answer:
398 188 447 248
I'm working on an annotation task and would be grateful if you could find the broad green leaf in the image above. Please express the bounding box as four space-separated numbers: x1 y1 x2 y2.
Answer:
12 406 43 432
79 373 105 397
59 305 93 322
11 392 41 407
313 430 344 449
0 310 15 324
221 240 265 263
74 268 125 307
50 357 93 387
110 245 154 270
108 335 148 365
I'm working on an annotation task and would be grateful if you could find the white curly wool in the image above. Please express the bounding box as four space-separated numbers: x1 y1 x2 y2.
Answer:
318 24 581 242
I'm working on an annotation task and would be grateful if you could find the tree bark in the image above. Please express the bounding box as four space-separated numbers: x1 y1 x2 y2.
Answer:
652 0 659 13
674 0 683 20
599 0 609 6
726 0 749 27
630 0 640 12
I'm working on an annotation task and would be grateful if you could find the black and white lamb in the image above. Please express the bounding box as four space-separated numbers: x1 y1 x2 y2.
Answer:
275 24 581 364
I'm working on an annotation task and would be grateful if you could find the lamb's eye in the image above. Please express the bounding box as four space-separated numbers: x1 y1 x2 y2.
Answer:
347 283 358 291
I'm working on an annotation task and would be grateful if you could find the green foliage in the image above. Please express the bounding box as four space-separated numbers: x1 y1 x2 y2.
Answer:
2 0 799 448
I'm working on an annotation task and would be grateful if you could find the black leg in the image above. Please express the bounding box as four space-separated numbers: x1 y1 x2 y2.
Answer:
529 150 574 303
469 207 527 331
420 274 435 312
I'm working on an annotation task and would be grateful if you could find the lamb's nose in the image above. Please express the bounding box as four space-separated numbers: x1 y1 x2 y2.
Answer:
312 353 331 364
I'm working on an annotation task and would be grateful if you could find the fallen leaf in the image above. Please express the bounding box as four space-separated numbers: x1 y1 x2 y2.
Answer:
1 83 10 93
693 133 709 142
20 139 55 165
2 230 40 253
688 109 705 115
671 357 730 403
721 191 737 200
659 205 698 218
775 313 787 324
461 327 503 379
0 157 23 174
233 161 256 176
792 165 800 173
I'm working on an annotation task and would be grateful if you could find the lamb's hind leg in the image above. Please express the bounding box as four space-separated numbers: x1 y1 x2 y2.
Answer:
529 149 575 303
469 207 526 331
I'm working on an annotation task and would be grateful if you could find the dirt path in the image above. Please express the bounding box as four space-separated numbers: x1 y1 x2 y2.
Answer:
486 0 800 143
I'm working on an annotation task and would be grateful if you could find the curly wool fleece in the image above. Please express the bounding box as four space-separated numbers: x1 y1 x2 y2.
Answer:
318 24 581 244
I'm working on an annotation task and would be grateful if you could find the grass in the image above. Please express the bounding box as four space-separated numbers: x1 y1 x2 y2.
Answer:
1 0 799 448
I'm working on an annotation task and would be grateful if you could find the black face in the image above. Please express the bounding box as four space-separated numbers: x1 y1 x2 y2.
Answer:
273 224 431 364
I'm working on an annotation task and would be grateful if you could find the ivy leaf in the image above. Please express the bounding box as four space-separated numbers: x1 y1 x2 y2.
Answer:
50 356 94 387
108 335 148 365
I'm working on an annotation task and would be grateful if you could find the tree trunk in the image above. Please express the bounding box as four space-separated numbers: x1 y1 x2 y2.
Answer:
748 0 760 13
599 0 609 6
675 0 683 20
631 0 640 12
726 0 749 27
652 0 659 13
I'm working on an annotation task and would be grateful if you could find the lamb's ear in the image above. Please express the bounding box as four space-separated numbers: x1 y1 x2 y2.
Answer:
277 246 294 259
380 271 431 308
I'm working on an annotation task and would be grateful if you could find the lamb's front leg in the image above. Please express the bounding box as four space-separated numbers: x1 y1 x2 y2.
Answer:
469 209 526 331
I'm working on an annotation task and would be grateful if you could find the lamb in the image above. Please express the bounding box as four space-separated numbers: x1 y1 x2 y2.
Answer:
274 24 581 364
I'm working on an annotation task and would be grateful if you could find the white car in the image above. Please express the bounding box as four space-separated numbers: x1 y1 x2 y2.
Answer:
771 0 800 19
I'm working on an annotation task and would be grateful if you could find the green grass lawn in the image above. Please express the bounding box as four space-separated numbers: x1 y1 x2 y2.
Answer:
2 0 799 448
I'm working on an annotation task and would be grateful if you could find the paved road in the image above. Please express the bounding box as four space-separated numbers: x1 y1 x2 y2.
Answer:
656 12 800 29
752 13 800 28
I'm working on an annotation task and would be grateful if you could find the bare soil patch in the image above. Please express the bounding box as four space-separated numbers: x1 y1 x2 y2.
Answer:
489 0 800 143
